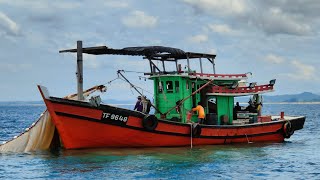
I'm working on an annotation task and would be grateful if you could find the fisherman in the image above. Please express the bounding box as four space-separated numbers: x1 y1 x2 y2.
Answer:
256 102 262 116
245 100 257 113
141 96 152 114
134 96 143 112
234 102 242 119
234 102 242 112
192 102 205 124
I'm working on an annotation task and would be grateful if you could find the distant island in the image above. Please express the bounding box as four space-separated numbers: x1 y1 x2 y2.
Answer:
236 92 320 103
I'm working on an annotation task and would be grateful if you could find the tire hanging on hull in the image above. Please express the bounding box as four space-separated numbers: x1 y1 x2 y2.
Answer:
142 115 158 131
283 121 294 138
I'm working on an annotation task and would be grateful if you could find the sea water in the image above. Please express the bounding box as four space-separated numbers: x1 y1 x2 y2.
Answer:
0 103 319 179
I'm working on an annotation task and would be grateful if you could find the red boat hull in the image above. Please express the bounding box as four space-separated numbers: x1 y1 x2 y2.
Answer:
40 95 305 150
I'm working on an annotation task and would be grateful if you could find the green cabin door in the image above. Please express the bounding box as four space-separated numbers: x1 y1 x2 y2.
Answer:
216 96 234 124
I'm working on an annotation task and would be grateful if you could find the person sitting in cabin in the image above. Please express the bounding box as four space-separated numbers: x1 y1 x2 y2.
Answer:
245 100 257 113
192 102 205 124
233 102 242 119
234 102 242 112
134 96 143 112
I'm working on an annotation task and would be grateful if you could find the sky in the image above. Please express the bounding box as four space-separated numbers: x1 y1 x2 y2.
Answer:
0 0 319 101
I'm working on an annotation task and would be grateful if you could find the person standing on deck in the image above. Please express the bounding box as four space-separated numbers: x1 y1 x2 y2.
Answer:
256 103 262 116
141 96 151 114
134 96 143 112
192 102 205 124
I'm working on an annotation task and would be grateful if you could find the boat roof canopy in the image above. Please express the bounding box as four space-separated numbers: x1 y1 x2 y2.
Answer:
59 45 216 61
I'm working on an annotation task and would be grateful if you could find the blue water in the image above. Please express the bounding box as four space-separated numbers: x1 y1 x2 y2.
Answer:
0 103 319 179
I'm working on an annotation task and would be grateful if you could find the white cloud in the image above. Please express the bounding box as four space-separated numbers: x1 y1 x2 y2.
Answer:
264 54 285 64
0 1 81 10
285 60 317 80
122 11 157 28
208 24 236 35
183 0 248 16
208 48 217 54
256 7 312 36
187 34 208 43
182 1 317 36
0 11 20 36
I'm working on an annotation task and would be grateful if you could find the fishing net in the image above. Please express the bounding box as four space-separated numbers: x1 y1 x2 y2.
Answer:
0 85 106 153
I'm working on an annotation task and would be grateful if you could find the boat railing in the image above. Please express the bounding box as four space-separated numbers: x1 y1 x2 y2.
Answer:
209 84 274 94
189 72 247 79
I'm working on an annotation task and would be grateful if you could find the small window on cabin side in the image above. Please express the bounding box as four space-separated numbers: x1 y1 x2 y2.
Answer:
166 81 173 93
158 81 164 93
186 82 189 90
175 81 179 93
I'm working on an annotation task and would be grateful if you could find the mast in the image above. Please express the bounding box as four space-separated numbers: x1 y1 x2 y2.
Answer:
77 41 84 100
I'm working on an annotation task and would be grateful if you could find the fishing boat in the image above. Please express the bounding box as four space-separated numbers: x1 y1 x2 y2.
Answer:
38 41 305 149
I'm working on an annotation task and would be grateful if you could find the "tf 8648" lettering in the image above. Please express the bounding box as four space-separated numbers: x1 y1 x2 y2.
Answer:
102 112 128 122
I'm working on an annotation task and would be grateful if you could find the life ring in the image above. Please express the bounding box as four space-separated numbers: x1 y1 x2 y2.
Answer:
283 121 294 138
192 123 202 137
142 115 158 131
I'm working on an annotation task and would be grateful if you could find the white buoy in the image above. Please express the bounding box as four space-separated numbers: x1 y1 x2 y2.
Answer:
25 128 30 131
14 136 17 139
32 123 35 126
2 141 6 144
40 113 44 116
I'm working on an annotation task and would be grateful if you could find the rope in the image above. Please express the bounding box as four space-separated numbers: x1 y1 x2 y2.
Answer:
245 134 253 144
119 69 146 74
190 123 193 149
117 77 154 96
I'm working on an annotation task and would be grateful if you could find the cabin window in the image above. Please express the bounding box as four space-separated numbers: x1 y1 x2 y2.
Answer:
166 81 173 93
175 81 179 93
186 82 189 90
158 81 164 93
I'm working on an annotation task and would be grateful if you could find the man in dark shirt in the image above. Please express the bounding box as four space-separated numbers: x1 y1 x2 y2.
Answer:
134 96 143 112
245 100 257 113
234 102 241 112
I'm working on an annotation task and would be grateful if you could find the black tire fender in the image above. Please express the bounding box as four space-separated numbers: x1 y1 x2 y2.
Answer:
192 123 202 137
142 115 158 131
283 122 294 138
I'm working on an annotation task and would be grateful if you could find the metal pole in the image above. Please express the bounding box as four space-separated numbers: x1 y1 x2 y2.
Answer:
187 54 190 72
199 57 203 73
212 58 216 74
162 60 166 72
175 60 178 72
77 41 84 100
149 59 153 74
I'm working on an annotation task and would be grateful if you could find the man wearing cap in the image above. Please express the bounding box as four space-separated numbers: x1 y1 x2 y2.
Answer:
134 96 143 112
